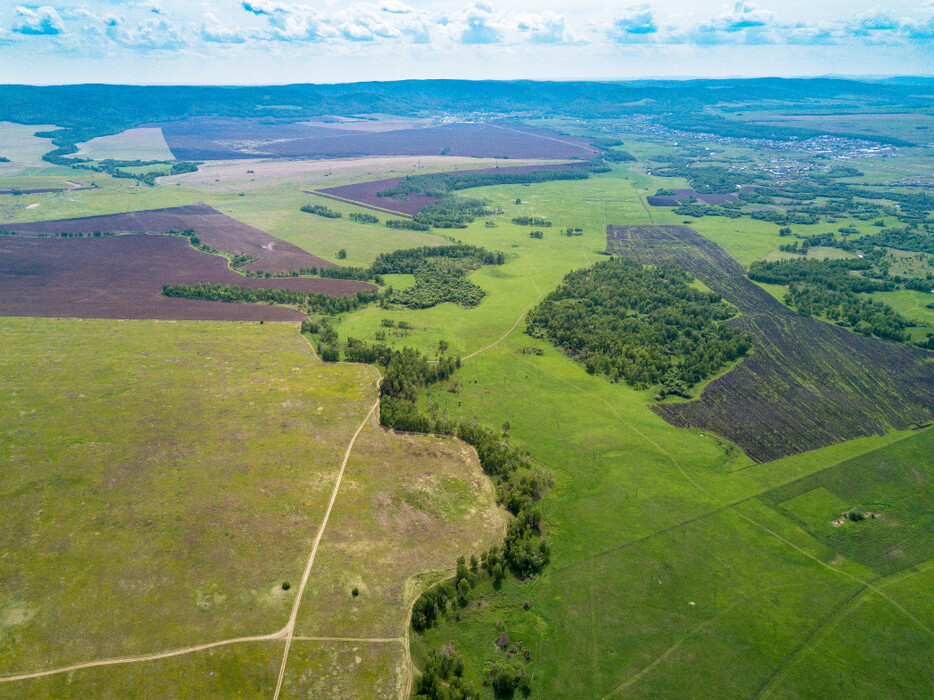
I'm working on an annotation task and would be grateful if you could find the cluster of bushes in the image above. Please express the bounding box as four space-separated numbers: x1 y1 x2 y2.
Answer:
413 644 478 700
600 149 636 162
386 218 430 231
372 244 504 310
784 285 911 342
412 197 491 229
749 258 892 295
864 227 934 255
526 257 752 395
300 203 342 218
349 212 379 224
396 264 488 309
372 245 504 273
529 230 543 239
511 216 551 227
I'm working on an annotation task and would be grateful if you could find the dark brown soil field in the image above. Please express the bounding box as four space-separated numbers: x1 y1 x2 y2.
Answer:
314 163 587 216
2 203 331 274
158 117 598 161
0 234 373 322
607 224 934 462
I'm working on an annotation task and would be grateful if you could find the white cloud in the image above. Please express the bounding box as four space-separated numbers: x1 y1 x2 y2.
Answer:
610 5 657 40
11 6 65 36
201 12 249 44
516 10 568 45
699 2 772 34
459 2 502 44
105 14 186 50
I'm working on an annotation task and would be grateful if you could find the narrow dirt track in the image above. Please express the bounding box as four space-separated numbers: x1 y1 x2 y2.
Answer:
0 629 287 684
273 381 381 700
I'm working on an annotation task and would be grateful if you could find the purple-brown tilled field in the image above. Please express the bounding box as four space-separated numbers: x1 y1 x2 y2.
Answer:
0 235 373 321
158 117 599 161
2 203 333 275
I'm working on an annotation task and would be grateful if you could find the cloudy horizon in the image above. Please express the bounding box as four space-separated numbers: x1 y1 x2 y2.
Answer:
1 1 932 84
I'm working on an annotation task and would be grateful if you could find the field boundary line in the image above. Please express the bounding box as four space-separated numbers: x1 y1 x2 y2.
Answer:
304 190 415 219
756 559 934 699
272 371 381 700
0 630 287 684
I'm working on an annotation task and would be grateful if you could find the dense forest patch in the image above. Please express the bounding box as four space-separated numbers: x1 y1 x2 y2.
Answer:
526 258 751 398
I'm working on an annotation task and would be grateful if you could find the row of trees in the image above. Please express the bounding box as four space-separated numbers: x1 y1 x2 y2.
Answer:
162 283 383 314
376 168 588 199
300 203 342 218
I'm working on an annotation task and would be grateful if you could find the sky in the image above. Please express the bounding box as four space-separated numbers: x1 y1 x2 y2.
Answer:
0 1 932 84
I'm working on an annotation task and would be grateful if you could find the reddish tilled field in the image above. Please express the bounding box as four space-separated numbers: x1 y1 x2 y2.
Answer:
314 163 587 216
607 224 934 462
2 203 332 274
159 117 598 161
0 234 374 322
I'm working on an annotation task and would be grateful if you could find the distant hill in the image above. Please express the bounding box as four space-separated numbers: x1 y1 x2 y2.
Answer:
2 78 930 160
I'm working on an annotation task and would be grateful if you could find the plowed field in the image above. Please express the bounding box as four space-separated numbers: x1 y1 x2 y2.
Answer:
2 203 331 274
159 118 598 161
0 235 373 321
607 224 934 461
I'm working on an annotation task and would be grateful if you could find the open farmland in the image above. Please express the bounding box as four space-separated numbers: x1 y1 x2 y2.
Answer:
1 202 332 274
314 162 588 216
158 117 599 161
0 318 376 679
156 155 563 193
607 224 934 461
0 235 372 321
70 127 176 162
0 122 57 173
0 317 501 697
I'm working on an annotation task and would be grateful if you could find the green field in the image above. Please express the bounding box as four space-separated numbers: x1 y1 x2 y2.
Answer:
0 317 501 697
2 99 933 698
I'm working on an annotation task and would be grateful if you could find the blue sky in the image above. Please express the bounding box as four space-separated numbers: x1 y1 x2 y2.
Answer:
1 1 932 84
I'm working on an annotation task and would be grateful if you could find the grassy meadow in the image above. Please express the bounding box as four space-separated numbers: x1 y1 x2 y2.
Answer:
1 117 933 699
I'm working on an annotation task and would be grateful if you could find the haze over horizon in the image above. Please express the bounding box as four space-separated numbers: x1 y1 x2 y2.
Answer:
1 1 932 84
